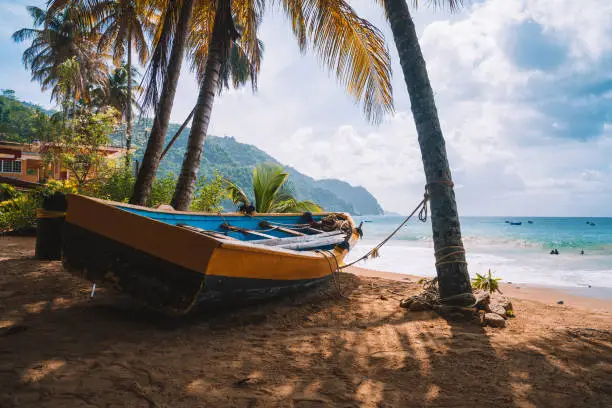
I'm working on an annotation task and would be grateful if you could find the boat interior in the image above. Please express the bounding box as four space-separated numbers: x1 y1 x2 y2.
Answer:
116 205 354 252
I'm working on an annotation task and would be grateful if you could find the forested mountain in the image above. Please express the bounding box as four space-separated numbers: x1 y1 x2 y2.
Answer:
0 94 384 214
0 91 59 142
131 119 383 214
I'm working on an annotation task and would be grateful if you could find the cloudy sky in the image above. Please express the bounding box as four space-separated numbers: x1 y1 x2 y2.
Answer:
1 0 611 216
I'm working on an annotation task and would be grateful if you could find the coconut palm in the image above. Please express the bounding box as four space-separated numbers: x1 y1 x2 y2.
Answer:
382 0 472 302
170 0 394 210
130 0 196 205
226 164 323 213
12 6 107 109
48 0 152 166
130 0 262 206
90 64 142 134
105 64 142 115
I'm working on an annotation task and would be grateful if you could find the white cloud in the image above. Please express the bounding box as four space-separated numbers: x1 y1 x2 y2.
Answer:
2 0 612 216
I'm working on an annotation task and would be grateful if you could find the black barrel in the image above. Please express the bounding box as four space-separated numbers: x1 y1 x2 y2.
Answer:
35 192 67 260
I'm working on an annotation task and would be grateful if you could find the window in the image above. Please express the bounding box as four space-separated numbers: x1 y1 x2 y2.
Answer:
0 160 22 174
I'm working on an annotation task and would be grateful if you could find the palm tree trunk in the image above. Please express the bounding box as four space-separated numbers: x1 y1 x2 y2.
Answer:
383 0 472 302
171 0 237 210
159 106 195 161
125 30 133 168
129 0 195 205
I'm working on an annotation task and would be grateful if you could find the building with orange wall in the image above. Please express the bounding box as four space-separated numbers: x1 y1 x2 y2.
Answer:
0 139 127 184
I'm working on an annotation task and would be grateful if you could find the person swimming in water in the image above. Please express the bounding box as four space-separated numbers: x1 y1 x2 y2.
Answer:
581 250 584 255
550 249 559 255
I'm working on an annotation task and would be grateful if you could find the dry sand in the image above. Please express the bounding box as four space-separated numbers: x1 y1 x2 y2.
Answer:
1 236 611 407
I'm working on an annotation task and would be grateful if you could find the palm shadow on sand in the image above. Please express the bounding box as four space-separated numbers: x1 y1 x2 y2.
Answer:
1 252 612 407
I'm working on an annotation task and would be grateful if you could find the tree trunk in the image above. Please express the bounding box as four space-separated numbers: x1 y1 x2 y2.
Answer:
383 0 472 302
129 0 195 205
125 30 133 168
171 0 237 210
160 106 195 161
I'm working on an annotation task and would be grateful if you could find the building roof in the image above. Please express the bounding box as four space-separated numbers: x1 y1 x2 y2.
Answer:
0 139 131 157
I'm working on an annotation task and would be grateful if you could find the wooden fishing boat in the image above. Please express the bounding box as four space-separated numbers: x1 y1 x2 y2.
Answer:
62 194 361 315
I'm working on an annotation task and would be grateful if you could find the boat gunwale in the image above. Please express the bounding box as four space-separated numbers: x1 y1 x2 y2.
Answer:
67 194 359 262
87 195 350 219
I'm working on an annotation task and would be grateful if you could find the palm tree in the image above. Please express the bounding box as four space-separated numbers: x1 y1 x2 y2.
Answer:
382 0 472 302
130 0 196 205
170 0 394 210
90 64 143 142
131 0 262 205
225 164 323 213
12 6 107 109
105 64 142 116
48 0 152 166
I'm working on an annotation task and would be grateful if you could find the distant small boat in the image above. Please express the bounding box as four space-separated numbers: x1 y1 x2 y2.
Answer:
589 222 596 226
509 221 522 226
363 220 373 223
504 220 510 223
528 220 534 224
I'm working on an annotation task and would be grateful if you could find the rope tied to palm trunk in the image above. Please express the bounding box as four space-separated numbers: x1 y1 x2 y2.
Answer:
339 179 461 270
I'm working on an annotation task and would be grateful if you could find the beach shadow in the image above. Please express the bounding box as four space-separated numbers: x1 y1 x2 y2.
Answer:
1 246 612 407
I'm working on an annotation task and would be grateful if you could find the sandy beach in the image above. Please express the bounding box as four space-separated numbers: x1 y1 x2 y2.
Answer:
1 236 611 407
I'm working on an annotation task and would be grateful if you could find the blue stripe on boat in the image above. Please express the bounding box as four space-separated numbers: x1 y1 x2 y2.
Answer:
116 206 326 241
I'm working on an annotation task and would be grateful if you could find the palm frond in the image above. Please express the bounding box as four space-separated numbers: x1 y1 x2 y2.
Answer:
11 28 40 43
252 163 290 213
279 0 307 51
26 6 47 26
282 0 394 123
141 0 183 113
224 179 249 208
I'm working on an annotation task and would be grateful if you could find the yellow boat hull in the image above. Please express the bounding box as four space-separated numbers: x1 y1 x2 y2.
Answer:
62 194 359 314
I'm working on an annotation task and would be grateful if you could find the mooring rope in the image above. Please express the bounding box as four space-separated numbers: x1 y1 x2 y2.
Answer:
339 193 429 270
339 180 467 271
315 249 347 298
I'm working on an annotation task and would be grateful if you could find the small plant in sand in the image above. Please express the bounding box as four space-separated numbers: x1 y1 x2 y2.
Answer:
472 269 502 294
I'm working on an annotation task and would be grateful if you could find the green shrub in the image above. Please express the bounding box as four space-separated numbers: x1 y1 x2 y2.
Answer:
148 173 177 207
95 168 135 202
472 269 502 294
0 180 77 234
0 183 20 202
0 195 39 234
37 180 78 198
191 172 225 212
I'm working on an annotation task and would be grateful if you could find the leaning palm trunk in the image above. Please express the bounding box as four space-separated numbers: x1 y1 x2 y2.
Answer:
130 0 195 205
171 0 238 210
383 0 472 302
125 30 133 168
160 106 195 161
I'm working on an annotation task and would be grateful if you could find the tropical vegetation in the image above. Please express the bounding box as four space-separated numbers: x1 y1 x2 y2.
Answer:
7 0 473 298
12 6 107 111
225 164 323 213
472 270 502 294
168 0 394 210
0 91 61 143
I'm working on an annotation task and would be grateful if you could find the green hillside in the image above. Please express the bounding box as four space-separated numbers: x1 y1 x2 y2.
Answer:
0 94 384 215
0 91 60 143
131 119 383 214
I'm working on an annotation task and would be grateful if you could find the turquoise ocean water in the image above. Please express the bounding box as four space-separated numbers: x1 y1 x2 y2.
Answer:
346 216 612 289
